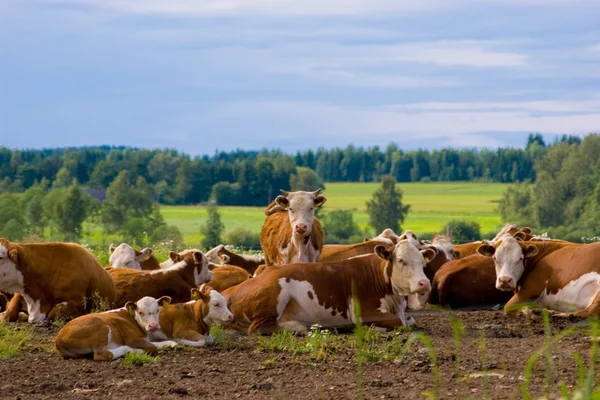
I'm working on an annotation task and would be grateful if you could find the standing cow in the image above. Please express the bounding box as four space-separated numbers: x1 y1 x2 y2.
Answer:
260 189 327 266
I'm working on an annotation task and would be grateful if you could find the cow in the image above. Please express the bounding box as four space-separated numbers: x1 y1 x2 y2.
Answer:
260 189 326 266
476 236 599 315
217 246 264 276
319 240 393 263
108 250 212 307
204 244 232 265
0 239 116 323
108 243 160 271
159 248 202 269
208 266 251 293
55 296 178 361
222 240 435 334
151 285 234 347
428 255 512 309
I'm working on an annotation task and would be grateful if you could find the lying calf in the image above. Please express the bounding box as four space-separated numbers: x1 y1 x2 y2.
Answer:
152 285 233 347
55 296 177 361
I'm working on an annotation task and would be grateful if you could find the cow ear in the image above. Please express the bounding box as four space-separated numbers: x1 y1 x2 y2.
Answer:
274 195 289 209
109 244 116 254
193 251 203 265
8 248 18 264
363 237 370 242
421 247 436 263
514 232 527 241
220 254 230 265
125 301 137 316
138 248 153 261
520 227 532 234
314 194 327 208
190 288 201 300
524 244 539 258
452 250 461 259
216 245 227 256
157 296 171 307
169 251 181 263
477 244 496 257
195 284 211 301
375 245 392 260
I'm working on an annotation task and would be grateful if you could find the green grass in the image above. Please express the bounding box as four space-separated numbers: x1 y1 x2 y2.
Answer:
121 351 161 366
0 322 33 360
79 181 509 246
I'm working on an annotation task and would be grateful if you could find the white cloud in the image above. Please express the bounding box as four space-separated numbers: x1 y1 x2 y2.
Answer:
589 43 600 52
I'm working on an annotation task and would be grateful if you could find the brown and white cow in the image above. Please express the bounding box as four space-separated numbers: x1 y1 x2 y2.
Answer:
223 240 434 334
208 266 251 292
152 285 233 347
260 189 326 266
476 236 599 315
0 239 116 323
55 296 177 361
108 243 160 271
319 240 393 263
108 251 212 307
216 246 264 276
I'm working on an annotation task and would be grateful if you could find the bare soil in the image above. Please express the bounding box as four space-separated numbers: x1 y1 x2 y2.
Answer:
0 310 595 400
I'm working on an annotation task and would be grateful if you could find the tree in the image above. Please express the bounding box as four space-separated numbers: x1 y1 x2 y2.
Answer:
290 167 325 191
366 175 410 233
321 209 361 244
53 167 74 189
0 193 27 240
442 220 481 243
43 182 94 241
201 202 224 249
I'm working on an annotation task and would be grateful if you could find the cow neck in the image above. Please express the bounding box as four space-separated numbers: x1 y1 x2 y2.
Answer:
522 241 573 272
9 246 42 304
114 308 148 336
222 251 259 275
174 262 198 287
352 256 395 300
190 300 210 333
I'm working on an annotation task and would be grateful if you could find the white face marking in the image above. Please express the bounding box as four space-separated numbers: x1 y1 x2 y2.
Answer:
279 191 324 238
399 230 423 249
204 245 225 264
491 236 524 291
203 290 233 325
0 244 24 293
132 297 162 333
389 240 431 296
276 278 349 329
22 293 46 323
538 272 600 312
432 236 454 261
159 249 201 269
109 243 147 270
194 256 213 286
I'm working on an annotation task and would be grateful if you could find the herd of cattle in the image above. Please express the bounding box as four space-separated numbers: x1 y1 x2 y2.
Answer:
1 188 599 361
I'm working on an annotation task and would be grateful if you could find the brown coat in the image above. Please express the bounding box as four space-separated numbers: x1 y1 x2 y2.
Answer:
208 266 251 292
216 247 264 276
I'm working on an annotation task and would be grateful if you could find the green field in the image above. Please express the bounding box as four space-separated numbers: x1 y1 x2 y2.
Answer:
160 182 509 245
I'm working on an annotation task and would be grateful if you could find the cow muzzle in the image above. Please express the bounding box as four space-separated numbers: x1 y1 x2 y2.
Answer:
294 223 308 235
496 276 515 291
147 323 159 332
414 279 431 295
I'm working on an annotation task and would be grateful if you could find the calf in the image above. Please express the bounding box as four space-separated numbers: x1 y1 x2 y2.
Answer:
260 189 326 265
55 296 177 361
217 246 264 276
223 240 434 334
108 251 212 307
0 239 116 323
477 237 597 315
153 285 233 347
109 243 160 271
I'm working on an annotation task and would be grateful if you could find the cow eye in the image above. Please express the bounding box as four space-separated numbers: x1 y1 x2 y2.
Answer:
213 303 220 307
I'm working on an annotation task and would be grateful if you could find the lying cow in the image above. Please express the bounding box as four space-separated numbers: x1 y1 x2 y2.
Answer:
260 189 326 265
0 239 116 323
108 251 212 307
55 296 177 361
223 240 434 334
477 236 599 315
152 285 233 347
108 243 160 270
217 246 264 276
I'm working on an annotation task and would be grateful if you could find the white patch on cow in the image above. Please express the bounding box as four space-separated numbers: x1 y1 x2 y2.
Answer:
432 236 454 261
203 290 234 325
406 293 427 311
276 278 349 331
109 345 142 359
399 230 424 249
371 228 399 245
132 297 162 333
538 273 600 312
204 245 225 264
109 243 144 270
378 294 409 326
21 293 46 323
151 340 178 349
177 338 207 347
155 252 212 284
0 244 24 293
491 236 525 291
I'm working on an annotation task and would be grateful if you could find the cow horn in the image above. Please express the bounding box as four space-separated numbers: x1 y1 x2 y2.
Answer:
280 189 290 196
312 188 322 195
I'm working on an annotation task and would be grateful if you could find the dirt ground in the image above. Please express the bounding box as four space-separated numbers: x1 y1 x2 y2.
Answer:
0 309 595 400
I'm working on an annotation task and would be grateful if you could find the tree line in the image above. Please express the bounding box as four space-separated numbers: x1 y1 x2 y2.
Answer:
0 134 585 207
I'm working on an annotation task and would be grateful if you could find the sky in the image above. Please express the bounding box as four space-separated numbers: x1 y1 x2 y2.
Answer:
1 0 599 155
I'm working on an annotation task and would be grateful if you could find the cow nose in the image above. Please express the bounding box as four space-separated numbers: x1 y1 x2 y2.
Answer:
497 276 514 290
228 314 234 322
416 279 431 294
295 224 307 234
148 323 158 331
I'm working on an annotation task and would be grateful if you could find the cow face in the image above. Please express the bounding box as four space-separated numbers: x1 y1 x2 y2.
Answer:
477 236 539 291
367 228 399 246
274 189 327 238
204 244 226 264
126 296 171 333
375 240 433 296
0 240 23 293
184 251 213 286
109 243 152 270
191 285 234 324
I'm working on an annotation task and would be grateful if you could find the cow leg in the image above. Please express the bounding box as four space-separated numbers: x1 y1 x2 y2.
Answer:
2 294 24 322
503 289 539 314
97 346 140 361
361 311 405 331
173 330 208 347
278 320 309 334
128 340 159 355
554 292 600 318
248 317 280 335
151 340 179 349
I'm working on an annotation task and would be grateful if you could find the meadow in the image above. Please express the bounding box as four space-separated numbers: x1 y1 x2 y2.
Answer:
158 182 509 245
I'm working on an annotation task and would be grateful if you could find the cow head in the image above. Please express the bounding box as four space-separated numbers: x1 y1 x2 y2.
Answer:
0 239 23 293
126 296 171 333
205 244 226 264
399 230 425 249
274 189 327 238
477 236 539 291
109 243 153 270
182 251 213 286
366 228 399 246
375 240 433 296
191 284 234 325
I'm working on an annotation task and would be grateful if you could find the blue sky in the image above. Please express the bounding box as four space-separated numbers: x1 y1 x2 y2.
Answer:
1 0 599 155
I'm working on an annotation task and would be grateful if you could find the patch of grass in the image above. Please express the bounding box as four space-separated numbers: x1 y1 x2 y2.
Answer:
256 330 308 355
210 324 231 349
82 291 112 313
0 322 33 360
263 358 277 367
121 351 161 366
